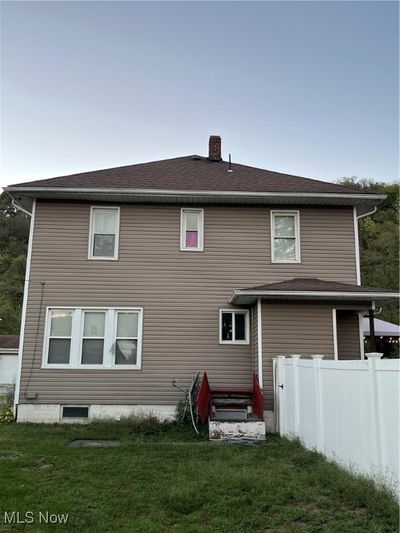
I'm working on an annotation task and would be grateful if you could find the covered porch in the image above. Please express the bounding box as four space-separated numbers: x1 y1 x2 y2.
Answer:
230 278 398 414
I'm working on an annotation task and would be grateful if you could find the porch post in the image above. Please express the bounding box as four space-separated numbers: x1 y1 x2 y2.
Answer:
257 298 263 388
368 308 377 352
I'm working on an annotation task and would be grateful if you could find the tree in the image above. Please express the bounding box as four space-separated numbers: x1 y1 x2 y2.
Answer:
337 178 399 324
0 192 30 334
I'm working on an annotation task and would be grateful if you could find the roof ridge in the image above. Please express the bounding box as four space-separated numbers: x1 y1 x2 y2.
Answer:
9 155 201 187
229 161 360 194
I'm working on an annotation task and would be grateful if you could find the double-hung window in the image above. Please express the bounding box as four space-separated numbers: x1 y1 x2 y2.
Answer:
89 207 120 260
219 310 249 344
81 311 106 365
47 310 73 364
180 208 204 251
43 307 143 369
271 211 300 263
115 311 139 366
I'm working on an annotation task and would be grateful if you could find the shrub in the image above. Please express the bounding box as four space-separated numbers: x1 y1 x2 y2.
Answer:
175 396 200 426
124 414 172 435
0 387 15 423
0 406 14 424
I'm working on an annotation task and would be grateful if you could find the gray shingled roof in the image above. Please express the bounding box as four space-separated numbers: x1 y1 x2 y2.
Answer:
9 155 368 195
245 278 395 293
230 278 399 305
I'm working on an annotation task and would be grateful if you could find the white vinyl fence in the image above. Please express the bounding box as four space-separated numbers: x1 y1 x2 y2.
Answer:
274 353 400 492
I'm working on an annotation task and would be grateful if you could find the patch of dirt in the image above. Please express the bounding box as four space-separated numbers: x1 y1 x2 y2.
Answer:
69 439 120 447
0 452 24 461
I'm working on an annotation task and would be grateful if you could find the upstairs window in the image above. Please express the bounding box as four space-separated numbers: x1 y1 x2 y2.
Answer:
219 310 249 344
271 211 300 263
180 209 204 251
89 207 120 260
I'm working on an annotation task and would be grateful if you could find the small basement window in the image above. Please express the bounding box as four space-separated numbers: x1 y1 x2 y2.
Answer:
62 406 89 418
219 310 250 344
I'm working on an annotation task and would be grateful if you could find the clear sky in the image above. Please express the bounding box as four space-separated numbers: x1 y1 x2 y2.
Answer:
1 1 398 187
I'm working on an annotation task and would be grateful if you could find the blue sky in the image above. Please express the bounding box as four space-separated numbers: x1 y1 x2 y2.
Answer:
1 1 398 186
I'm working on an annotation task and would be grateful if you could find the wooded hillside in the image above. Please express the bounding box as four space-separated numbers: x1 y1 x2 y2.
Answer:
337 178 399 324
0 181 398 334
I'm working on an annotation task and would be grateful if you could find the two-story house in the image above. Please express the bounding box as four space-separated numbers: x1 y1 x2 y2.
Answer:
5 136 397 429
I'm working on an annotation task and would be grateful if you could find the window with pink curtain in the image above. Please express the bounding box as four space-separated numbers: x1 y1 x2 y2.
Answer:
181 209 203 250
186 230 198 248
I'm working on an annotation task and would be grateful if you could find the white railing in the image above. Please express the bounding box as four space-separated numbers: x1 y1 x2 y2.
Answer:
274 353 400 492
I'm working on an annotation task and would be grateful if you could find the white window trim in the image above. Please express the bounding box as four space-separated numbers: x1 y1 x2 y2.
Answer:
112 310 143 369
180 208 204 252
219 309 250 345
88 206 120 261
79 310 107 368
46 309 74 367
42 306 143 370
270 210 301 263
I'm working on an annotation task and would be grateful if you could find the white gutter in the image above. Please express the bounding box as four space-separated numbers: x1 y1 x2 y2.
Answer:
13 199 36 416
230 289 399 303
4 186 386 202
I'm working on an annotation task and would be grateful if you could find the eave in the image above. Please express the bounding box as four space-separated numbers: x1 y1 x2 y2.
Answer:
4 186 386 217
230 290 399 306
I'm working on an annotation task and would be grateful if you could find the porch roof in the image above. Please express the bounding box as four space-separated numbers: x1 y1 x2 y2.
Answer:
230 278 399 306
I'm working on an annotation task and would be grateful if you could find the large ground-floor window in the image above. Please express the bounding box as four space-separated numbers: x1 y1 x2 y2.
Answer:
42 307 143 370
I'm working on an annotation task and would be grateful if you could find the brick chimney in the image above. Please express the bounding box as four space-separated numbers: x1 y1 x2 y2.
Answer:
208 135 222 162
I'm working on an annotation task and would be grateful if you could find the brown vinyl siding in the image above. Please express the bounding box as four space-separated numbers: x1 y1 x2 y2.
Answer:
337 311 361 360
261 302 336 410
20 202 358 407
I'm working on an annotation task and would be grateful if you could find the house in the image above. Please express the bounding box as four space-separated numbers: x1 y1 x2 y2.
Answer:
5 136 398 431
0 335 19 394
363 317 400 358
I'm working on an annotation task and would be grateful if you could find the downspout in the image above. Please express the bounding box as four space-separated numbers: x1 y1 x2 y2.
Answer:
357 206 377 220
332 309 338 360
13 199 36 416
356 205 378 356
11 197 33 217
257 298 263 388
353 207 361 285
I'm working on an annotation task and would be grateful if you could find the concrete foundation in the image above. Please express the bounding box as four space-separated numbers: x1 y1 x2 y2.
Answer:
209 419 266 440
17 404 176 423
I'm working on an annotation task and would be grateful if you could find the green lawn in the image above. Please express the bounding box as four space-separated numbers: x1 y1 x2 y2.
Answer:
0 421 398 532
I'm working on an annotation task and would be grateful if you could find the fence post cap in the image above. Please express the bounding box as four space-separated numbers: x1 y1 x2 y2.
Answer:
290 354 301 359
311 354 324 359
366 352 383 359
276 355 286 359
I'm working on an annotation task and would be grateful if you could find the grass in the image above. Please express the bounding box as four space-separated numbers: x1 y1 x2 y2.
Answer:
0 420 398 532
